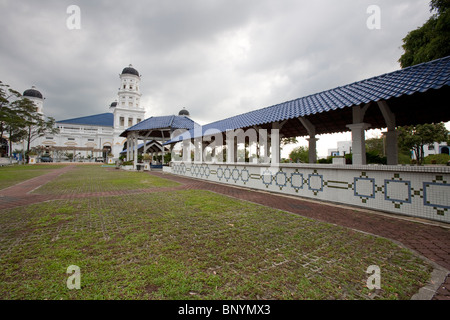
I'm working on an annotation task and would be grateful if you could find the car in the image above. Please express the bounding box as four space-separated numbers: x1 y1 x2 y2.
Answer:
95 157 104 162
40 156 53 162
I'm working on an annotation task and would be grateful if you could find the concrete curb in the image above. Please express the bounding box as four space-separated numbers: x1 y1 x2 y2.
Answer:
412 264 449 300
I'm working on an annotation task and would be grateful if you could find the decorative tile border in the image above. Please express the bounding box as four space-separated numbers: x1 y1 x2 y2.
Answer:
168 162 450 223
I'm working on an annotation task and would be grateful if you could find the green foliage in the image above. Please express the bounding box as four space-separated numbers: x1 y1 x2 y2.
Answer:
0 80 60 155
280 137 299 147
289 146 309 163
366 150 387 165
430 0 450 14
399 1 450 67
317 157 333 164
365 137 384 156
398 123 449 165
424 153 450 164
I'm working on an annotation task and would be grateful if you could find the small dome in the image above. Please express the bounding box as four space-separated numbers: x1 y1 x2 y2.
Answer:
23 86 43 99
178 108 190 116
121 64 140 77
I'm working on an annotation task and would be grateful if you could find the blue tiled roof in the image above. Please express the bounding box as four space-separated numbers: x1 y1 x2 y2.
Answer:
57 113 114 127
121 115 199 136
167 55 450 143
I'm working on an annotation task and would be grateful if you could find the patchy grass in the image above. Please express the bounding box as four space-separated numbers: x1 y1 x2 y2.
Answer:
0 164 67 190
32 165 179 194
0 190 433 300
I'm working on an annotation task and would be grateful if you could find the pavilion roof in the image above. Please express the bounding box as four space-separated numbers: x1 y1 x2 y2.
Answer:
166 55 450 144
120 115 199 138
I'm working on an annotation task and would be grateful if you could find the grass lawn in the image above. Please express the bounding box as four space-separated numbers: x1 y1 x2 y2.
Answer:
32 165 179 194
0 164 67 190
0 180 433 299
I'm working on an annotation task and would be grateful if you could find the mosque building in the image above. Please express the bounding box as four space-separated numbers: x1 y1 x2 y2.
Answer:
11 65 195 162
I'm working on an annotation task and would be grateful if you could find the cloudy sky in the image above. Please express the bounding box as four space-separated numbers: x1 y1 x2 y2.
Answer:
0 0 435 157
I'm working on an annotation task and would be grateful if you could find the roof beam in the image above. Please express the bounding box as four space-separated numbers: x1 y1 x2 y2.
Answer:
377 100 396 129
352 103 370 124
298 117 316 136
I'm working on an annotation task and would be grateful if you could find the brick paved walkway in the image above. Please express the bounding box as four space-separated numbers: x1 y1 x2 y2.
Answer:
0 166 449 299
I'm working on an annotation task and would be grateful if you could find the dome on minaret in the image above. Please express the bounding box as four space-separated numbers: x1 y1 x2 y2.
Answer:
23 86 43 99
178 108 190 117
121 64 140 77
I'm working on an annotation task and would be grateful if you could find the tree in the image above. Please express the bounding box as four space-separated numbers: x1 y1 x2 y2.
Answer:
289 146 309 163
398 123 448 165
0 81 22 147
0 81 59 157
365 137 384 156
399 0 450 68
22 109 59 153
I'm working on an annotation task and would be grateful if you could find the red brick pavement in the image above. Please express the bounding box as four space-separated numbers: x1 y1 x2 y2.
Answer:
0 166 449 299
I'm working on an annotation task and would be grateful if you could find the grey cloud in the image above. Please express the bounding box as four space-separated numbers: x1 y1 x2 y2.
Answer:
0 0 433 128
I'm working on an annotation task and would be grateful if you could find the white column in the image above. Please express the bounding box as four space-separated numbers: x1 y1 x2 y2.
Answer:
377 101 398 165
194 138 202 163
226 131 235 163
133 133 138 169
271 123 281 165
299 117 318 164
306 137 319 164
160 131 166 164
383 131 399 165
126 137 131 161
346 123 371 165
182 140 191 162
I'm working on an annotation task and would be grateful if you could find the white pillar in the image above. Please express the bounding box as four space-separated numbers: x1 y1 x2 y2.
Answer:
126 137 130 161
226 131 235 163
383 130 399 165
133 134 138 169
299 117 317 164
377 101 398 165
306 137 319 164
346 123 371 165
270 124 280 165
194 138 202 163
182 140 191 162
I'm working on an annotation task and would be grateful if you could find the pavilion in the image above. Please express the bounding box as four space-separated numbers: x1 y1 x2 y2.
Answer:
160 56 450 224
166 56 450 166
120 112 199 168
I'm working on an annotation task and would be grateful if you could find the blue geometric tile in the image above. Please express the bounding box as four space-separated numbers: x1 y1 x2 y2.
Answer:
384 180 411 204
354 177 376 199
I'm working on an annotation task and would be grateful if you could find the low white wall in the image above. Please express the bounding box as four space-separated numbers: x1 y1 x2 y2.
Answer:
169 162 450 224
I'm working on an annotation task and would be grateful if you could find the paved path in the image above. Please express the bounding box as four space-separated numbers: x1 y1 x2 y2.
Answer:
0 166 449 300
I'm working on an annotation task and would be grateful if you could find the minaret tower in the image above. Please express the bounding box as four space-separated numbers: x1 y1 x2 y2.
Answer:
23 86 44 116
112 65 146 158
118 64 143 110
113 64 146 130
